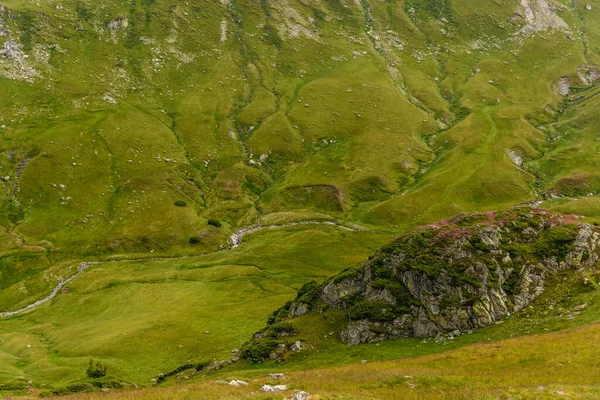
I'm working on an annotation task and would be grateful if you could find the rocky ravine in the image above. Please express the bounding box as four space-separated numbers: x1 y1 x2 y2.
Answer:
245 208 599 354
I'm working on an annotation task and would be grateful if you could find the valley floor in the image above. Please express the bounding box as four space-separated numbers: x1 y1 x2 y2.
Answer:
18 320 600 399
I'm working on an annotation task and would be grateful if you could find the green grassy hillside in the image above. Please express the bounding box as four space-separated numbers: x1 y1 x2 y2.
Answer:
1 0 600 396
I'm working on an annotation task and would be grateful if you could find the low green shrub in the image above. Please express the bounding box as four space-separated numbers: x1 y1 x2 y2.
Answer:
268 322 296 337
348 300 403 322
534 226 577 259
0 382 27 391
207 219 222 228
462 295 480 306
440 296 461 309
296 280 321 304
332 267 360 284
240 339 279 363
86 359 107 378
40 383 94 397
502 266 521 296
371 278 416 310
195 361 210 371
468 236 489 252
165 363 195 377
174 200 187 207
268 301 292 324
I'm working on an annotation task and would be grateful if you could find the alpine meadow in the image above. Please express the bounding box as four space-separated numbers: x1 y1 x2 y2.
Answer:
1 0 600 398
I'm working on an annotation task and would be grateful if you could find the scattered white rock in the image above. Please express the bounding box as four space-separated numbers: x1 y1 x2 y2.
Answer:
289 341 304 352
228 380 247 387
291 391 311 400
108 16 128 30
556 76 571 96
220 19 228 43
261 384 287 392
507 150 524 167
269 373 285 379
520 0 569 34
103 94 117 104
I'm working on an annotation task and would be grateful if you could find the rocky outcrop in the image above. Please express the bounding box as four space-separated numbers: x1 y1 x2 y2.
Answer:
107 16 128 30
253 208 600 349
520 0 569 34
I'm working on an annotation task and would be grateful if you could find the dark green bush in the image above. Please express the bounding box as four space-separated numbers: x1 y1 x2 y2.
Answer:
507 244 529 258
240 339 279 363
207 219 222 228
195 361 210 371
534 227 577 259
462 295 480 306
165 363 195 377
439 296 461 309
332 267 360 284
268 301 292 324
348 300 403 322
371 278 416 310
268 322 296 337
0 382 27 391
502 266 521 296
447 266 482 289
372 262 392 279
189 237 200 245
468 236 489 252
393 230 447 277
86 359 107 378
296 280 320 304
174 200 187 207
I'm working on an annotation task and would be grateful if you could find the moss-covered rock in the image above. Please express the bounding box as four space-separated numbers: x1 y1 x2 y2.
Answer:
243 208 600 356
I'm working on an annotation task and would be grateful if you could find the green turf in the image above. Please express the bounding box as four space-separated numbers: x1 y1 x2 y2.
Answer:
1 0 600 393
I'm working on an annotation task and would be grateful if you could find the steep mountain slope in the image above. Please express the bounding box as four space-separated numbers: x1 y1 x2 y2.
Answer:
1 0 600 303
0 0 600 394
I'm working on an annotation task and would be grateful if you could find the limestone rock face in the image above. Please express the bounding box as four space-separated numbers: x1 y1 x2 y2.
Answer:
282 209 600 345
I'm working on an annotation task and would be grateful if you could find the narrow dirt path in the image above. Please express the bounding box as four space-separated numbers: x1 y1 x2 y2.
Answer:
0 262 96 318
0 221 366 318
